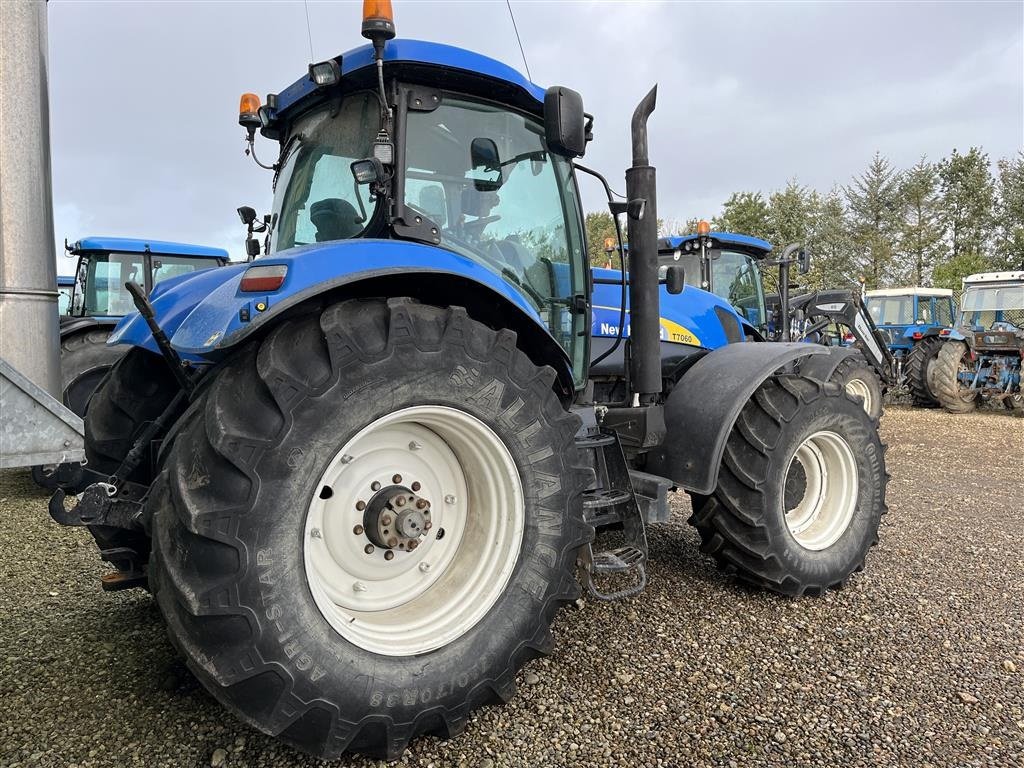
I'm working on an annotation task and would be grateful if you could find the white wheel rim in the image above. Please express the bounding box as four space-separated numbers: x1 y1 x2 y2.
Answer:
303 405 524 656
844 377 873 416
784 430 859 550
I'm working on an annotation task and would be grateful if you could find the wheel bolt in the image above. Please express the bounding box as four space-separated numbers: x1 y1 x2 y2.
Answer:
371 481 381 491
381 514 392 525
395 497 406 507
384 550 395 561
387 537 398 548
310 528 322 539
424 521 433 530
411 481 421 491
392 474 402 484
356 500 366 511
408 540 419 551
353 524 364 535
364 544 374 555
416 499 428 510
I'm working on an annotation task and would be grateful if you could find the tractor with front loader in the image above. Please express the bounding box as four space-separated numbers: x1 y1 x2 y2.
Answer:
931 270 1024 413
47 4 888 759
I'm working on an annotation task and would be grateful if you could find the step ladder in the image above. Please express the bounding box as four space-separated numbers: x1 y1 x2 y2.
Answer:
575 430 648 601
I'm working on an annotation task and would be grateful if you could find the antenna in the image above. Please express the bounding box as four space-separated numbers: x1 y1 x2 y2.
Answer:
303 0 315 61
505 0 532 82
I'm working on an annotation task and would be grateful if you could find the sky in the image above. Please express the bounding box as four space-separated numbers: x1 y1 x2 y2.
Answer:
48 0 1023 270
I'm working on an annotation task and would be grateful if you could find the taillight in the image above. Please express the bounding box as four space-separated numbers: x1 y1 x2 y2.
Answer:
912 332 923 340
240 264 287 292
940 328 951 336
843 333 855 342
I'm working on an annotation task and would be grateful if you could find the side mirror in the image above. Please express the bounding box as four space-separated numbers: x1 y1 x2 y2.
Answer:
665 264 685 294
544 86 586 158
237 206 257 226
351 158 385 186
469 138 502 191
798 248 811 275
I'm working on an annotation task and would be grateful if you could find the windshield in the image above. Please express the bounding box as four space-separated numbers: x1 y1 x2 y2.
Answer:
660 248 765 329
271 92 380 252
866 296 914 325
959 283 1024 329
403 94 588 383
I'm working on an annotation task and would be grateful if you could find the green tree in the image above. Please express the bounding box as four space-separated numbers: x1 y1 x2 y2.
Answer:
805 188 858 290
994 152 1024 269
766 179 813 251
845 152 902 289
931 251 991 290
712 191 771 240
584 211 620 267
899 157 944 285
936 147 995 262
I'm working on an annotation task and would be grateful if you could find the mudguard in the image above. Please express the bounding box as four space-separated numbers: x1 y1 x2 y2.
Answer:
645 342 827 494
796 345 863 384
108 239 574 386
59 316 117 340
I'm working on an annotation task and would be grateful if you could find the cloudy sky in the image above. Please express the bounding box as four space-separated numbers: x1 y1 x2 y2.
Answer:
48 0 1022 270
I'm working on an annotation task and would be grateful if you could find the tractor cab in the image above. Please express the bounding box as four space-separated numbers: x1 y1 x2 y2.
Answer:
56 275 75 315
956 272 1024 333
657 230 771 333
65 237 229 322
863 287 956 352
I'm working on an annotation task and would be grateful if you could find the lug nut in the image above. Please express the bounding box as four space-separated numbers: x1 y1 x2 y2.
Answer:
408 540 419 551
381 514 392 525
395 496 406 507
356 500 366 511
364 544 374 555
353 524 364 535
411 481 421 491
387 537 398 548
384 550 395 561
424 521 433 531
371 481 381 491
392 474 402 484
416 499 428 510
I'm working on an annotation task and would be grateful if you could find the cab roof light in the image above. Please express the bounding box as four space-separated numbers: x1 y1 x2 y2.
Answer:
309 59 341 87
240 264 288 293
362 0 396 43
238 93 261 129
696 219 711 236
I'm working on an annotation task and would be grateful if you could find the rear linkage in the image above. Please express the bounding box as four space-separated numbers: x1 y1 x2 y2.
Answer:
48 281 194 589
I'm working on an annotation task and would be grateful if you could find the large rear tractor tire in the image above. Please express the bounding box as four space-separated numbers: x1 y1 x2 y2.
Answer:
932 341 979 413
689 375 887 596
147 299 591 760
904 336 944 407
828 354 884 421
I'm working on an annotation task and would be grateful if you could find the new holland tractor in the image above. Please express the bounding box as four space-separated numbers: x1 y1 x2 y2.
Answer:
863 287 957 406
931 270 1024 413
48 4 888 759
596 227 892 419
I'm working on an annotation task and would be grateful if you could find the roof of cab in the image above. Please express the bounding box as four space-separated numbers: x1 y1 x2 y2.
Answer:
70 237 229 260
273 39 545 118
865 287 953 298
963 271 1024 285
659 232 773 255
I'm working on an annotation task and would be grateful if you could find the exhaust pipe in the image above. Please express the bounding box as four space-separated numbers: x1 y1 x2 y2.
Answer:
625 86 659 404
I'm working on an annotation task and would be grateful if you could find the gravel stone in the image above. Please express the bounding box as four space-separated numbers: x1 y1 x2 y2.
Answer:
1 407 1021 767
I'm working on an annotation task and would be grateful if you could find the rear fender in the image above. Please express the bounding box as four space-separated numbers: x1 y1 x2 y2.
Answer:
59 316 117 341
795 345 863 383
645 342 827 494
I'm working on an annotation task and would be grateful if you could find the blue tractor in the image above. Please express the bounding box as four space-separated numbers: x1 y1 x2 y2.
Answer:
862 287 956 406
49 5 888 759
56 274 75 314
931 271 1024 413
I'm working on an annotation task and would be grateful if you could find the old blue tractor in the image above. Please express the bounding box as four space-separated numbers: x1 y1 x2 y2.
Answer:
931 270 1024 412
862 287 956 406
48 4 888 759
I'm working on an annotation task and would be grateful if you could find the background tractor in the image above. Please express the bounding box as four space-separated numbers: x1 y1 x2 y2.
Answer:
43 3 888 759
931 270 1023 413
862 287 957 406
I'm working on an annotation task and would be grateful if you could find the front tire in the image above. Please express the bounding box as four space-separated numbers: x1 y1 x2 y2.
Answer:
148 299 590 760
829 354 884 421
689 375 887 596
904 336 944 407
932 341 979 413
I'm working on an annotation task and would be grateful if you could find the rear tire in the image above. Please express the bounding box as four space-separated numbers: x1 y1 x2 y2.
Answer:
689 375 887 596
932 341 979 413
904 336 943 407
147 299 590 760
828 354 884 421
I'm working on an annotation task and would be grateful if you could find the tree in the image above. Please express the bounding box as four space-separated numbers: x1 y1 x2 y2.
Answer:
712 191 771 240
898 157 944 285
936 147 995 263
994 153 1024 270
766 179 813 252
931 251 991 291
845 152 902 289
584 211 620 267
805 188 858 290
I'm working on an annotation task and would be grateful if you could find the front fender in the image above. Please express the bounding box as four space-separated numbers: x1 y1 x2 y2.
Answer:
645 342 827 494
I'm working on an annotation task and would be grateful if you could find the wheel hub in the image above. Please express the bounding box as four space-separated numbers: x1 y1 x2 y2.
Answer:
363 485 432 550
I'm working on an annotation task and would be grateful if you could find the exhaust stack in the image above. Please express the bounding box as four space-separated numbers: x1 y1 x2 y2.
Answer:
625 86 659 404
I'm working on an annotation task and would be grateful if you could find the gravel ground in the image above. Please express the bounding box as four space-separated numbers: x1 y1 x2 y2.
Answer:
1 406 1022 768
